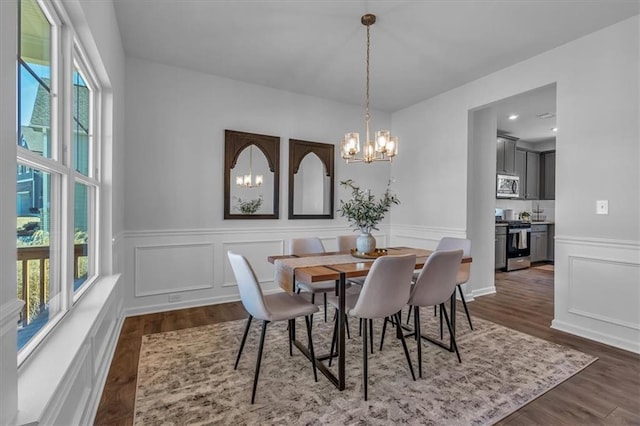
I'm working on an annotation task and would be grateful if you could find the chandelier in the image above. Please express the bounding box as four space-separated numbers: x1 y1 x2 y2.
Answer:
236 145 263 188
341 14 398 164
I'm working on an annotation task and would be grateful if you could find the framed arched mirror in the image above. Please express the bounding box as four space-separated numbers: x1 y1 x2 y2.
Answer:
288 139 334 219
225 130 280 219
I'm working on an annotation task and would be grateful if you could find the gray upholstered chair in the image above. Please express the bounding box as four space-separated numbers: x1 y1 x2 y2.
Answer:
290 237 336 321
336 234 359 252
436 237 473 330
406 249 464 378
327 253 416 400
227 251 319 404
336 234 371 286
406 237 473 334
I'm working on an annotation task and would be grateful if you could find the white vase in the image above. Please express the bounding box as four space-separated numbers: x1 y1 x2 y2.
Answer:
356 232 376 253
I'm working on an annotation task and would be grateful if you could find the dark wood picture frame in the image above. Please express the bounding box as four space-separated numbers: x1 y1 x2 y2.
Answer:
224 130 280 219
288 139 334 219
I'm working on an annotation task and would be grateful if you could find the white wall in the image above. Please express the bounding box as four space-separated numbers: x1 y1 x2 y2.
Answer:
123 57 394 314
390 16 640 353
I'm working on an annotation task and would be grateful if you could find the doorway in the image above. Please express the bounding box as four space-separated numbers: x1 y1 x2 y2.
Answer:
467 83 557 306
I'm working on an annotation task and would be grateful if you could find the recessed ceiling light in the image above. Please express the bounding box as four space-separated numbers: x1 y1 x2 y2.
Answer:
551 127 558 132
537 112 556 119
508 114 519 120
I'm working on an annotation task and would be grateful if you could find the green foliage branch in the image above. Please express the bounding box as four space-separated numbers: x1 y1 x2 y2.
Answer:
337 179 399 234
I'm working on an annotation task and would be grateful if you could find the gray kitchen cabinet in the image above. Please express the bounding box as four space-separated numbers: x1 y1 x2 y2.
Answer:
515 149 526 198
495 226 507 269
515 149 541 200
530 224 548 262
540 150 556 200
496 135 517 174
525 151 540 199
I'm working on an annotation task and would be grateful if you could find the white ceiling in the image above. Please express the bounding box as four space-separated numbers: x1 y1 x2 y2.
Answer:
113 1 638 113
494 84 557 143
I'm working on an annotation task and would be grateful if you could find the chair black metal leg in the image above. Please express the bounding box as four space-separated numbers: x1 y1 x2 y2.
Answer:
440 303 461 363
362 317 369 401
323 293 327 322
434 305 437 317
406 306 412 324
234 315 253 370
458 285 473 330
329 309 339 367
413 305 419 342
439 305 444 340
345 315 351 339
415 306 422 378
369 319 374 354
395 312 416 381
251 320 269 404
305 315 318 382
288 319 293 356
379 316 389 351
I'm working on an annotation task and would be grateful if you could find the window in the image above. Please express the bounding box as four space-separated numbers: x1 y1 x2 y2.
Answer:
17 0 100 361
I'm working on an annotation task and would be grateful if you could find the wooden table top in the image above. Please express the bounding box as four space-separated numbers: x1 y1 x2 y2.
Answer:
269 247 471 289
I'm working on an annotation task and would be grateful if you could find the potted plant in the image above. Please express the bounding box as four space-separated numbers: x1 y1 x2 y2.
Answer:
337 179 399 253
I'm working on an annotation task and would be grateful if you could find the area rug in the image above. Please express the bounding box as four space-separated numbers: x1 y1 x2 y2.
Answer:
133 309 596 425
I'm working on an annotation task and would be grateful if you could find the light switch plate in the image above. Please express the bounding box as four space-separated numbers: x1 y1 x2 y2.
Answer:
596 200 609 215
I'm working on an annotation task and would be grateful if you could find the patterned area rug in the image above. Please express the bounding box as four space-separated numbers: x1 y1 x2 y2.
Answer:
134 309 596 425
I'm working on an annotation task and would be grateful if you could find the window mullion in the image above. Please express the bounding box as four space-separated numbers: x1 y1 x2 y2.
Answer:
59 20 74 308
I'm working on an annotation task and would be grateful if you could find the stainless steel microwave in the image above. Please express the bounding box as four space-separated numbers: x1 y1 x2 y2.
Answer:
496 174 519 198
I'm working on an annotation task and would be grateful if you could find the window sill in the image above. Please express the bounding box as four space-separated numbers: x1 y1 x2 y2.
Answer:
16 274 121 425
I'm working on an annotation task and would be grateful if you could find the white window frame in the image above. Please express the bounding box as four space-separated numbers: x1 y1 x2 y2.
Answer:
16 0 102 366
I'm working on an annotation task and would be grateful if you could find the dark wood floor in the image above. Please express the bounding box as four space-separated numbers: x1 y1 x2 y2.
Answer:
94 266 640 425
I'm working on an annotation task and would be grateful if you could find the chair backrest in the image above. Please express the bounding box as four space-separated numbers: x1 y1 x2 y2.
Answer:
289 237 325 255
409 249 464 307
436 237 471 284
227 251 270 321
350 254 416 319
336 234 358 252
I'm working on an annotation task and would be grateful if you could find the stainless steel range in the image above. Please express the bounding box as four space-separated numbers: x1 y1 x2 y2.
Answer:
504 221 531 271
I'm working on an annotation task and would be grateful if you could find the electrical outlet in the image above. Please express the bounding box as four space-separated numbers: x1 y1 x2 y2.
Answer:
168 294 182 302
596 200 608 215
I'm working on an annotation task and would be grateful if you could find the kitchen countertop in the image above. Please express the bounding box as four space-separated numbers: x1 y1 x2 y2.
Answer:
495 221 554 226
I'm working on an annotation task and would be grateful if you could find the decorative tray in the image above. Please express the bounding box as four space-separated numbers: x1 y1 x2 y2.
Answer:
350 248 388 259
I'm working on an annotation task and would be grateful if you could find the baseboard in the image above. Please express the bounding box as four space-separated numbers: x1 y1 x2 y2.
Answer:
551 319 640 354
472 286 496 298
123 287 281 318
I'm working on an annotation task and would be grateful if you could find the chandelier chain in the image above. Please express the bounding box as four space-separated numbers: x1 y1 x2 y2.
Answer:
365 23 370 124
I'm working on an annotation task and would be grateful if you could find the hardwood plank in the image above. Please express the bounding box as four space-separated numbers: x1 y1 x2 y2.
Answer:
95 267 640 425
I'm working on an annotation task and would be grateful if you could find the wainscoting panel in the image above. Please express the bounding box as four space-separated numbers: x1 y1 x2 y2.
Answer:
123 225 365 316
391 225 467 249
553 236 640 353
568 256 639 330
134 243 215 297
222 239 284 287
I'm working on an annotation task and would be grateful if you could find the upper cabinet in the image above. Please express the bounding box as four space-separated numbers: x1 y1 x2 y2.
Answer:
540 151 556 200
496 135 518 174
515 148 555 200
525 151 540 200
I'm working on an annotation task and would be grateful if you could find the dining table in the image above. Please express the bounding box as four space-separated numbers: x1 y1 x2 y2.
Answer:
267 246 472 391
